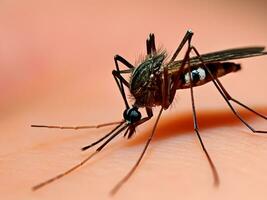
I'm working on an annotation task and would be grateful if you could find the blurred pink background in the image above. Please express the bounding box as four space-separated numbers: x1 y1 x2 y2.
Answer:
0 1 266 200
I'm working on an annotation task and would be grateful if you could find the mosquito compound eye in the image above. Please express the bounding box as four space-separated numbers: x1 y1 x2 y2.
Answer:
123 107 141 123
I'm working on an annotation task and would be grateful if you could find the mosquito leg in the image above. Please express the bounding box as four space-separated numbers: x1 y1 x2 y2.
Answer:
32 123 128 191
31 121 123 130
190 46 267 134
187 55 220 186
167 37 193 106
114 55 134 69
169 29 194 63
81 121 124 151
113 55 134 109
162 30 194 107
162 62 170 109
167 45 220 185
110 107 163 196
112 70 130 88
162 29 194 106
112 70 130 109
213 78 266 120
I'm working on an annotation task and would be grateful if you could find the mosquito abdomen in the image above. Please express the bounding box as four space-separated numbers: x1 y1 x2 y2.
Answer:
179 62 241 89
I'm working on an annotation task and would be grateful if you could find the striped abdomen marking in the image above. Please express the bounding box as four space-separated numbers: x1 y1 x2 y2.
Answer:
179 62 241 89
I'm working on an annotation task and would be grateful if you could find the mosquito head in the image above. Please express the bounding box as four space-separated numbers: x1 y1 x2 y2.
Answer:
123 106 141 124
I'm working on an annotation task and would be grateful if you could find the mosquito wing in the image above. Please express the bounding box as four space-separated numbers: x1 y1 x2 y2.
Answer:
169 46 267 70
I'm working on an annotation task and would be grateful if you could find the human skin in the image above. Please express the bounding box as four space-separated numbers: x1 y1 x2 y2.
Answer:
0 1 267 200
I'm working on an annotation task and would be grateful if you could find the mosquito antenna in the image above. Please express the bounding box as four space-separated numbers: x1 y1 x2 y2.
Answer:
110 107 164 196
32 123 128 191
31 121 123 130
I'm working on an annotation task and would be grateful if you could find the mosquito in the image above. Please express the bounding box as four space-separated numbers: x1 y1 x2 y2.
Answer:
31 30 267 195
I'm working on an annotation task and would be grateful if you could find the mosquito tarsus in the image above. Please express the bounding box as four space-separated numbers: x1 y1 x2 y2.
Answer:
31 29 267 195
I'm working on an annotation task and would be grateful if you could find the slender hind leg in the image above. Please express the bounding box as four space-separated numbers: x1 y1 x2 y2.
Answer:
190 46 267 133
187 49 219 185
213 77 266 120
165 37 220 185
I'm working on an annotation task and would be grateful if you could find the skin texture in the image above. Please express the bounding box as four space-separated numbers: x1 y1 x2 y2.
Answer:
0 0 267 199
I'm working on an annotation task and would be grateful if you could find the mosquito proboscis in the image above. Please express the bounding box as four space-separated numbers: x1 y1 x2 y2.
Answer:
31 30 267 195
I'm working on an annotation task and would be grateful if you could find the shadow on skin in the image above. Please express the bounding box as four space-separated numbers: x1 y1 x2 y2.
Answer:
126 107 267 147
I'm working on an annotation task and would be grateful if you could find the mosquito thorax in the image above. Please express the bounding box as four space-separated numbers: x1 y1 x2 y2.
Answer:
129 53 166 108
123 107 142 124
